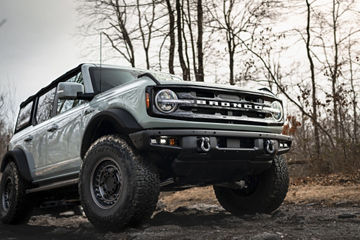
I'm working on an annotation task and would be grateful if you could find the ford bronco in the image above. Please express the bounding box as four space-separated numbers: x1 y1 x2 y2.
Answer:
0 64 292 231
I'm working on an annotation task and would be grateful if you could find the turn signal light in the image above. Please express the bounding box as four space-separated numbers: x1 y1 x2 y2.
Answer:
169 138 176 146
146 93 150 109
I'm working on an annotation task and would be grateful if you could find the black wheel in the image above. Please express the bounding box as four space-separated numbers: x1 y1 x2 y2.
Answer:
0 161 33 224
79 135 160 232
214 155 289 215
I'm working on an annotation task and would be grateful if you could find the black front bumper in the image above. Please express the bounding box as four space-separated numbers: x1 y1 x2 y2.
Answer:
129 129 292 183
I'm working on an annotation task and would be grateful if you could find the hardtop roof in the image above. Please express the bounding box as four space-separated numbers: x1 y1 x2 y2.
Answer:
20 64 83 108
19 63 172 108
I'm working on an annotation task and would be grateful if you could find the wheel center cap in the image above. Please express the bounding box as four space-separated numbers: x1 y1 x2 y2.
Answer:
105 176 116 191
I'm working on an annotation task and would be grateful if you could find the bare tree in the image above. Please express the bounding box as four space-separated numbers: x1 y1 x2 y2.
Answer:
311 0 360 141
80 0 166 68
0 87 15 161
206 0 275 85
237 33 336 148
197 0 204 81
165 0 176 74
348 37 358 143
180 0 205 81
136 0 157 69
305 0 320 159
176 0 190 80
101 0 136 67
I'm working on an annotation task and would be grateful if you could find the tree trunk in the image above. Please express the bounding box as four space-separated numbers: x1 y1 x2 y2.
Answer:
196 0 204 82
332 0 339 140
305 0 320 159
145 48 150 69
229 51 234 85
348 38 357 143
228 37 235 85
185 0 198 80
165 0 175 74
114 0 135 67
176 0 190 80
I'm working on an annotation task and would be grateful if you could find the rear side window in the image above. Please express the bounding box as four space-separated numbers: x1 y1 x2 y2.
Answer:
36 88 56 124
15 101 33 132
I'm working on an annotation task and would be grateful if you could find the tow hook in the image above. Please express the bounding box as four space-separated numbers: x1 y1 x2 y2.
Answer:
199 137 211 152
265 139 275 154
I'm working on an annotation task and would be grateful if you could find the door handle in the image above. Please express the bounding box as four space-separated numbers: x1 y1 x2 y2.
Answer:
24 135 33 142
85 109 94 115
47 124 59 132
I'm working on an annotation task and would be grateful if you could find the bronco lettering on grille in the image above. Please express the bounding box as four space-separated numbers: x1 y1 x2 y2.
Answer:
195 100 263 110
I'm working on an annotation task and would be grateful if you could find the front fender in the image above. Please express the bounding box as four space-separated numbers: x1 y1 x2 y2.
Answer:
80 108 142 158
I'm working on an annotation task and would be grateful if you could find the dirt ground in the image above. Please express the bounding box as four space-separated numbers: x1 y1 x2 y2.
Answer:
1 174 360 240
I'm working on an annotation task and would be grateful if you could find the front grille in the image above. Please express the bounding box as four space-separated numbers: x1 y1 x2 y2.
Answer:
148 85 283 126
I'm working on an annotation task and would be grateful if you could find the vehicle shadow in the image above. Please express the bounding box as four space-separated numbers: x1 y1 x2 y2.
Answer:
0 206 273 240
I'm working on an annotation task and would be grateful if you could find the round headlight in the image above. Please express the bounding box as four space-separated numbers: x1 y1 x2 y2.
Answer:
155 89 178 113
271 101 283 121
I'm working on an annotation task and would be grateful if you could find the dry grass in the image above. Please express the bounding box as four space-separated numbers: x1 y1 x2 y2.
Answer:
285 184 360 205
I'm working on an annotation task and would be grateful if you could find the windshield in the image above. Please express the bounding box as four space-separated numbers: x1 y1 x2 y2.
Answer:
89 67 184 93
89 67 143 93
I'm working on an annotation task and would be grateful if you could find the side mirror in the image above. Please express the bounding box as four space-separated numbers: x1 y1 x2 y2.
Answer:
57 82 84 100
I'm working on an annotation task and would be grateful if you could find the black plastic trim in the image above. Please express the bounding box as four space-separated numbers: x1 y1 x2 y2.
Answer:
26 178 78 194
130 129 292 151
1 148 32 182
129 129 292 183
80 108 142 158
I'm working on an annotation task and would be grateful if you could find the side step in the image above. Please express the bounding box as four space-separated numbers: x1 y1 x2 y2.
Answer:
26 178 79 194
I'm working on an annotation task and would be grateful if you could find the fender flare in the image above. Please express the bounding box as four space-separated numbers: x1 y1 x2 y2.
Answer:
1 148 32 182
80 108 142 158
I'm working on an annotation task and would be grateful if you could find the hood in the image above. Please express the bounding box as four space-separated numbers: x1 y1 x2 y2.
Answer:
155 78 276 98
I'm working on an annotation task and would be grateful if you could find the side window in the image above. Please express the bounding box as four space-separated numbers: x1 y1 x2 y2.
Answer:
36 88 56 124
56 72 85 115
15 101 33 132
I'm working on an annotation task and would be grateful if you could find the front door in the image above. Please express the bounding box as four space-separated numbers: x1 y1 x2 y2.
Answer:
45 71 88 179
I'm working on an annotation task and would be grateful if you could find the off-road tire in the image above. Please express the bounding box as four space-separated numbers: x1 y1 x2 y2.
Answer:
79 135 160 232
0 161 33 224
214 155 289 215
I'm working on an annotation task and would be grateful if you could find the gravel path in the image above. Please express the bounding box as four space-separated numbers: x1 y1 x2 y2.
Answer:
1 202 360 240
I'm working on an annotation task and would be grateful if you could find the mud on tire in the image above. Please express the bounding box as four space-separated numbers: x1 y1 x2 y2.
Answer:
79 135 160 231
0 161 33 224
214 155 289 215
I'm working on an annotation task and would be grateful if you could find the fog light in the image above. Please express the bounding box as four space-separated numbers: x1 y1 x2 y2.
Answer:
151 136 178 146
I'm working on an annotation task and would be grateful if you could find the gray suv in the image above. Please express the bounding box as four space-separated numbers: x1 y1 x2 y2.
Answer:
0 64 292 231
